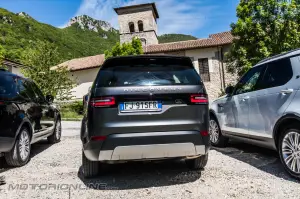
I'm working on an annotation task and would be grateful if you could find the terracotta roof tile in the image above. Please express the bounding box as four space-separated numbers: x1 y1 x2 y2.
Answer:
3 59 26 68
53 31 233 71
144 31 233 53
54 54 105 72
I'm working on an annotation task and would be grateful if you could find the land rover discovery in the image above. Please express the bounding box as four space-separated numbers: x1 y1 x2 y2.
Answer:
210 49 300 180
80 55 210 178
0 70 61 167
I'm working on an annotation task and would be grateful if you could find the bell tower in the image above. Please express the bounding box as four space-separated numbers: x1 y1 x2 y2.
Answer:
114 3 159 46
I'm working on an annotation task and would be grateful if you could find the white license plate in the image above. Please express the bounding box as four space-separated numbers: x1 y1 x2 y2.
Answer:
119 101 162 112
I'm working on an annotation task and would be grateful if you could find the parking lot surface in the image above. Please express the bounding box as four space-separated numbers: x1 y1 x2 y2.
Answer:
0 121 299 199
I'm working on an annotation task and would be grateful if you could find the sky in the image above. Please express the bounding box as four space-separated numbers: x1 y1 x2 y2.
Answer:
0 0 240 38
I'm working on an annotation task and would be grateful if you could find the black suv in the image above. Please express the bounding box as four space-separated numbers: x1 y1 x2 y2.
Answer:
0 70 61 167
81 56 210 178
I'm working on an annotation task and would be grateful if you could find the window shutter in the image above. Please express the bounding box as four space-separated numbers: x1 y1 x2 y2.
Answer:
198 58 210 82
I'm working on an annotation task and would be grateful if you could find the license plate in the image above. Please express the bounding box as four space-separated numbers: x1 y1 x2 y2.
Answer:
119 101 162 112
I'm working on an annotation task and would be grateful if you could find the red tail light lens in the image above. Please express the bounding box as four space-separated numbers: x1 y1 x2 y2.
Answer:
200 131 209 136
0 101 3 105
91 136 107 141
190 94 208 104
91 97 115 107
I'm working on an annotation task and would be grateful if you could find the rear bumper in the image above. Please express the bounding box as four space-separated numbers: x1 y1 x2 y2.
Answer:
0 137 15 153
83 131 210 161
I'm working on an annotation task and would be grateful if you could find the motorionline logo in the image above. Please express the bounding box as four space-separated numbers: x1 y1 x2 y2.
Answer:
6 183 118 190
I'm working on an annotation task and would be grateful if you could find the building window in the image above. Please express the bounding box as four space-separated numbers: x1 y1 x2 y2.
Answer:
198 58 210 82
129 22 135 33
138 20 144 32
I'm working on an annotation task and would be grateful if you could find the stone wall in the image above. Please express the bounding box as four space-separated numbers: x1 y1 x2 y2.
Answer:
118 9 158 45
184 48 224 101
223 64 238 87
202 58 223 101
120 31 158 45
221 44 238 88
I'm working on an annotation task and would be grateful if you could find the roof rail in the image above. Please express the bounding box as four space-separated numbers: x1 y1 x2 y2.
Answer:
257 48 300 64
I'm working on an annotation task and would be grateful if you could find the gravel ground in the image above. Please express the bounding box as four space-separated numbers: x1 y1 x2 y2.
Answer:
0 122 300 199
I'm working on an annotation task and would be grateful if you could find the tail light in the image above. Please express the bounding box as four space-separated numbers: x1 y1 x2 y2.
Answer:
0 101 4 105
200 131 209 136
190 94 208 104
91 136 106 141
91 97 115 107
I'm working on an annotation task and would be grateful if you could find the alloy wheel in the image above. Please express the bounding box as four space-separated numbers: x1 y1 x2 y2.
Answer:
19 130 30 161
209 120 219 144
282 131 300 174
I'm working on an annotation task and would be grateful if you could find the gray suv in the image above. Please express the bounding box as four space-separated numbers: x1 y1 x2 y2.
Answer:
81 55 210 178
210 49 300 180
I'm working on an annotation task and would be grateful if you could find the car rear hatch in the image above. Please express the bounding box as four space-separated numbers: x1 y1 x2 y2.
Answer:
87 56 209 137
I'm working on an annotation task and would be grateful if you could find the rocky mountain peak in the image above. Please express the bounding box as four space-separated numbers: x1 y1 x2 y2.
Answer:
16 12 33 19
67 15 115 32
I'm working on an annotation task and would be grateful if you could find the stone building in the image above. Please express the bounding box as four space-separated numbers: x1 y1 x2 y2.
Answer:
143 31 237 100
55 2 236 101
114 3 159 46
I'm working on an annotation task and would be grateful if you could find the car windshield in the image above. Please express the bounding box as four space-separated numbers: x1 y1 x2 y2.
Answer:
95 58 201 87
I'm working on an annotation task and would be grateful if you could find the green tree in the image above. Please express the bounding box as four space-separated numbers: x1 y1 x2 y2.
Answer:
226 0 300 77
0 44 8 70
21 40 74 101
104 37 143 59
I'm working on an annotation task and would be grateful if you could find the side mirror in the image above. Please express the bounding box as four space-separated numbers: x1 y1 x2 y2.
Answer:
225 86 234 95
45 95 54 103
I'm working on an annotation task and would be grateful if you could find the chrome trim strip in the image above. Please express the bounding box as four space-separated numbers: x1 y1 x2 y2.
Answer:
97 143 205 161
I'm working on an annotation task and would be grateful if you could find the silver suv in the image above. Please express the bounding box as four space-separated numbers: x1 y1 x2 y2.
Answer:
210 49 300 180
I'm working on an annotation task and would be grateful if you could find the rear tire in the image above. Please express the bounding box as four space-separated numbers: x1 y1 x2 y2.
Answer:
82 151 99 178
278 125 300 180
47 119 61 144
185 154 208 170
5 128 31 167
209 116 229 147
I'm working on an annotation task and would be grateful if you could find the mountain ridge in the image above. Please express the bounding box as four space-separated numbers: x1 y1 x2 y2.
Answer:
0 8 198 64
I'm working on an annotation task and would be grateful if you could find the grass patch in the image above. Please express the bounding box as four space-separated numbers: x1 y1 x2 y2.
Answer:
58 101 84 121
61 110 83 120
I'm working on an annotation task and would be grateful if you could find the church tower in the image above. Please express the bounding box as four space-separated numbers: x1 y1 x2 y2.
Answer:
114 3 159 46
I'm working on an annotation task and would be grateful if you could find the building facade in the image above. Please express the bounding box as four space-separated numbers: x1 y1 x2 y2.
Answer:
55 3 236 101
143 31 237 100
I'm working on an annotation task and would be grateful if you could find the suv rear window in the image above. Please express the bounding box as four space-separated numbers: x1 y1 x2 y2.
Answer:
0 73 17 99
95 57 201 87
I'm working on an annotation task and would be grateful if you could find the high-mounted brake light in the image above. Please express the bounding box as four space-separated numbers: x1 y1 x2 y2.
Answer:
190 94 208 104
91 97 115 107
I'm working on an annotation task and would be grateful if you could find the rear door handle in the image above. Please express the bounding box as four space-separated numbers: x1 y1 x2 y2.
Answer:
281 89 294 94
